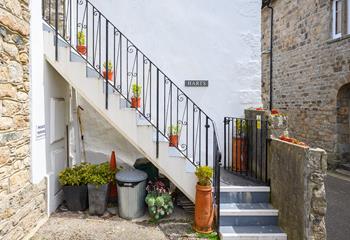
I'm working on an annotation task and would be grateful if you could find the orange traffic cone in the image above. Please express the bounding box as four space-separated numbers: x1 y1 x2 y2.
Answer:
109 151 118 203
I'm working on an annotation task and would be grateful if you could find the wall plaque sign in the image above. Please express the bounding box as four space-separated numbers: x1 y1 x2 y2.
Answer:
185 80 209 87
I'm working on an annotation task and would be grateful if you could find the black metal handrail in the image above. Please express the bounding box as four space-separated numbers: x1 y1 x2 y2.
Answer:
223 117 269 184
43 0 222 231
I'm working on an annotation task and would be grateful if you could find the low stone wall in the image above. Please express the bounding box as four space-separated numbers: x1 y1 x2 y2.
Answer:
268 138 327 240
0 1 47 239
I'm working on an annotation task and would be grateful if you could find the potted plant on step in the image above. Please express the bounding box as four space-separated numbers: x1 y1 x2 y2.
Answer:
168 124 181 147
232 119 247 172
77 31 86 55
86 162 116 215
145 180 174 222
103 61 113 81
194 166 214 234
131 83 142 108
58 163 89 211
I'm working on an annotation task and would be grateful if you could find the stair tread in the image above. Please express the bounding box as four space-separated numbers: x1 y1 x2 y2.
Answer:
221 203 274 210
220 225 286 235
335 168 350 177
220 186 270 192
340 163 350 171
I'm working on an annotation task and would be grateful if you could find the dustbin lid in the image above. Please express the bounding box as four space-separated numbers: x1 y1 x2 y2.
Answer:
116 169 148 183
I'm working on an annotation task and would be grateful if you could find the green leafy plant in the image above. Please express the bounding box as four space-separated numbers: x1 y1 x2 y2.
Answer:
103 61 113 71
77 31 85 46
195 166 213 186
145 181 174 222
196 232 219 240
132 84 142 98
168 124 181 136
58 163 90 186
85 162 117 186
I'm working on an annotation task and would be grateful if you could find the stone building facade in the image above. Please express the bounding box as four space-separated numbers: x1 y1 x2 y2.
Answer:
0 0 47 239
262 0 350 167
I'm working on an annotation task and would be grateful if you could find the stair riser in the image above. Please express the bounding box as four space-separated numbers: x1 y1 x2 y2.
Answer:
221 235 287 240
220 192 270 204
220 216 278 227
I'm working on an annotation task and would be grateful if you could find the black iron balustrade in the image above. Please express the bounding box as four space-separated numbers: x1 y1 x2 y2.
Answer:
42 0 222 231
223 117 269 184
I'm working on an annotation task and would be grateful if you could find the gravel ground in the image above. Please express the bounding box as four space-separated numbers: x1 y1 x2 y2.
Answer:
30 207 204 240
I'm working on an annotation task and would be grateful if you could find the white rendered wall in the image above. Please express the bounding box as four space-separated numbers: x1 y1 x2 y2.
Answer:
89 0 262 142
30 0 46 183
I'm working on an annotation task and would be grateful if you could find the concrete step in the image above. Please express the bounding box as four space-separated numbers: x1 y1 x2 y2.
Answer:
220 186 270 204
220 226 287 240
220 203 278 227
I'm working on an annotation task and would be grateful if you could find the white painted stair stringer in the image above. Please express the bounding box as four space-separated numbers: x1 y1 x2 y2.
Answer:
43 30 197 201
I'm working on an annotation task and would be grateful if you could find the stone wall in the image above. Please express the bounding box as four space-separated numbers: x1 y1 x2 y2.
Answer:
261 0 350 167
0 0 47 239
268 138 327 240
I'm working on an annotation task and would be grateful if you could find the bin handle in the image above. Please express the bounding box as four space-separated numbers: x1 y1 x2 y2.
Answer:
117 181 139 188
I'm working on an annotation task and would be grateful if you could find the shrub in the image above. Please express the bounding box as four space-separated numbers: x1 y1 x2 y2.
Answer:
85 162 117 186
77 31 85 46
195 166 213 186
58 163 90 186
168 124 181 136
103 61 113 71
132 84 142 98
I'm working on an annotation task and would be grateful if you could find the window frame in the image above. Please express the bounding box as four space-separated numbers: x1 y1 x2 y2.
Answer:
333 0 343 39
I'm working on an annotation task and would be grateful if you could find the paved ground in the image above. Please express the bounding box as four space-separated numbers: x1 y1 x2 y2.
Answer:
325 174 350 240
30 207 208 240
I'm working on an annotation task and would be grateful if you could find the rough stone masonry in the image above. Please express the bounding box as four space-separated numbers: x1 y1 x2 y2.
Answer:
261 0 350 168
0 0 47 239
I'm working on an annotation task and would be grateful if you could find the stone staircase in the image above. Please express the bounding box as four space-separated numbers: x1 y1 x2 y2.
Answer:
219 186 287 240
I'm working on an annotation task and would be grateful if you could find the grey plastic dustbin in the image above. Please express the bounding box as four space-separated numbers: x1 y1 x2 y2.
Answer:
116 169 148 219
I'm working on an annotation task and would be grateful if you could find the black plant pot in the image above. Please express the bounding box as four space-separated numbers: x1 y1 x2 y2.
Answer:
63 185 88 211
88 183 108 215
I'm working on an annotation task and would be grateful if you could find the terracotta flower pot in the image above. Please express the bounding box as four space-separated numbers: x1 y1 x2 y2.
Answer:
103 71 113 81
232 137 247 172
169 135 179 147
194 184 214 234
131 97 141 108
76 45 86 55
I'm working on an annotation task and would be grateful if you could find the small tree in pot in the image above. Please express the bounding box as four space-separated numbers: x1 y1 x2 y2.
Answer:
58 163 89 211
168 124 181 147
77 31 86 55
194 166 214 234
131 84 142 108
103 61 113 81
86 162 116 215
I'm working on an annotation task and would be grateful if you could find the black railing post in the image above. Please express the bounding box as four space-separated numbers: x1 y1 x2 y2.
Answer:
105 19 109 109
205 116 209 166
223 118 227 170
55 0 58 61
156 68 159 158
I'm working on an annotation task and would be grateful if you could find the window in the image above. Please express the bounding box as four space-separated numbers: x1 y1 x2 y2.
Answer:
333 0 342 38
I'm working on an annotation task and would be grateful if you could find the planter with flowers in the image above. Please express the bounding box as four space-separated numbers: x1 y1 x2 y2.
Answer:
58 163 90 211
145 180 174 222
131 84 142 108
76 31 86 55
86 162 117 215
194 166 214 234
168 124 181 147
103 61 113 81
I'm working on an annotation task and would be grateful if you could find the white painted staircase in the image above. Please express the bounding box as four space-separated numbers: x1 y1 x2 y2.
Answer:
43 24 198 201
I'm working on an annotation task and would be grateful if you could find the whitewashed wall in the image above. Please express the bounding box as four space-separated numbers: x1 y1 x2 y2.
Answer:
89 0 262 144
30 0 46 183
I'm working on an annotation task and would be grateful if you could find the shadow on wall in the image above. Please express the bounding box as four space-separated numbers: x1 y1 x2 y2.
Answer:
76 94 144 167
